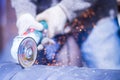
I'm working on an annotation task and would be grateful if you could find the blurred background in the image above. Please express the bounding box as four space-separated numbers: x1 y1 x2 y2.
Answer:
0 0 120 63
0 0 17 62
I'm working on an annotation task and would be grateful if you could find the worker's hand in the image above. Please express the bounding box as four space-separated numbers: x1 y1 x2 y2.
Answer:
36 5 69 38
17 13 44 35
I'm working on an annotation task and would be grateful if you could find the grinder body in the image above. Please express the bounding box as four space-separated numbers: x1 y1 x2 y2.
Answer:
12 20 48 68
18 29 42 68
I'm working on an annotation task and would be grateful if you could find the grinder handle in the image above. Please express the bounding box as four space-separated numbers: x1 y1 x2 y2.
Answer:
39 20 48 30
35 20 48 42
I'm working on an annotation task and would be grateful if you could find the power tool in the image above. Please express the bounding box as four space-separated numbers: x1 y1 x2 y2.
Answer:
17 20 48 68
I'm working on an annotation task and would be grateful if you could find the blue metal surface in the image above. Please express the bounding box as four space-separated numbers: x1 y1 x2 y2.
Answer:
0 62 120 80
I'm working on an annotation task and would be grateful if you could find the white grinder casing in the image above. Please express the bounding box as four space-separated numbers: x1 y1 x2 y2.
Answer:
11 31 40 68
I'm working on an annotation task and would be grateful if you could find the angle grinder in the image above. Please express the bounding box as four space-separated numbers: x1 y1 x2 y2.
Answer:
14 20 48 68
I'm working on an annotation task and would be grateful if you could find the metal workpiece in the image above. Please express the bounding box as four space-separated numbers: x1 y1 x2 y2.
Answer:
0 62 120 80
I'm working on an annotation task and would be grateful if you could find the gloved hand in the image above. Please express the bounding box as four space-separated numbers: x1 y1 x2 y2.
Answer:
17 13 44 35
36 5 69 38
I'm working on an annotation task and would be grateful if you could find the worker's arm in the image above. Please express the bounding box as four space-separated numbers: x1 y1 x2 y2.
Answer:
59 0 97 21
11 0 36 19
11 0 43 35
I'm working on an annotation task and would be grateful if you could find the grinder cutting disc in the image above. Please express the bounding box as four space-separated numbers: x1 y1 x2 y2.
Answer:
18 37 37 68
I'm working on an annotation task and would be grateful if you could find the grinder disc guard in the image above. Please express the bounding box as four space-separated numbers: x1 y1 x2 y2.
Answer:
18 37 37 68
